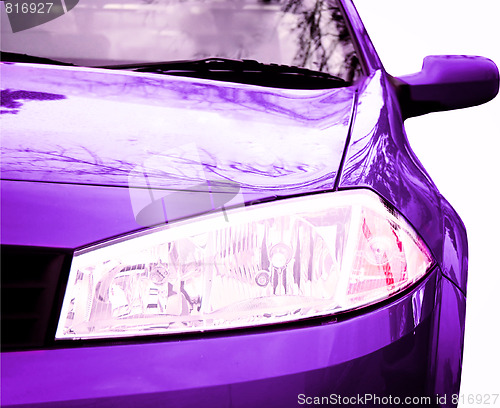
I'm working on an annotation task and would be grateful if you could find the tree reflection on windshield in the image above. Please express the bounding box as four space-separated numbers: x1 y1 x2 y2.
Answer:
1 0 361 81
282 0 360 80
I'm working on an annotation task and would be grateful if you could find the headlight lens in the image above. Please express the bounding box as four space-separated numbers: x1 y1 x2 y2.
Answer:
56 189 433 340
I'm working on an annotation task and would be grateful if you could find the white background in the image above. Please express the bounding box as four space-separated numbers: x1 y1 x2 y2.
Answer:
353 0 500 404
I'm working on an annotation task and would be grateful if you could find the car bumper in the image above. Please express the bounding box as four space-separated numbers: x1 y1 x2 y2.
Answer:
2 268 459 408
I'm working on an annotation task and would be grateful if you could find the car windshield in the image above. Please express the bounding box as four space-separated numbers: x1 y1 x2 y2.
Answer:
1 0 362 82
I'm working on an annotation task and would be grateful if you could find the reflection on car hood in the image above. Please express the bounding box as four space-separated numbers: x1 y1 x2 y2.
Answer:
1 63 355 194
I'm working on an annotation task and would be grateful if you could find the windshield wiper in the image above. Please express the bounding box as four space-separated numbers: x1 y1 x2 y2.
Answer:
0 51 74 66
1 53 348 89
102 58 348 89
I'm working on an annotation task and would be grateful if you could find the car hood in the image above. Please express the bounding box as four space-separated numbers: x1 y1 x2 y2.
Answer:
1 63 356 248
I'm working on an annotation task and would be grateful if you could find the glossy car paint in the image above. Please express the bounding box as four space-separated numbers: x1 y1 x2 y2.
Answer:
0 0 489 406
1 63 354 247
336 70 468 401
3 271 440 407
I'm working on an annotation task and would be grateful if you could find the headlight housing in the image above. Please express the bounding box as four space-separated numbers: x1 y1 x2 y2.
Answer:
56 189 434 340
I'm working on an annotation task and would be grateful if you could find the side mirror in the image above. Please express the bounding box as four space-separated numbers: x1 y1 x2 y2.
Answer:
391 55 499 119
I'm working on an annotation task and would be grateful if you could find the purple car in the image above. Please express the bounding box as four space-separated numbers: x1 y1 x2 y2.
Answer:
1 0 498 407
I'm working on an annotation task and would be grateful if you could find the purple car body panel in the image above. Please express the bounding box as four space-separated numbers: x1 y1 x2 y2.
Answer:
1 63 354 248
2 0 496 406
1 63 354 192
337 70 468 293
3 271 440 407
336 70 469 404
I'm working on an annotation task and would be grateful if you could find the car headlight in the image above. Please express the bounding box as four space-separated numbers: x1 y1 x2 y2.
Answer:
56 189 434 340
